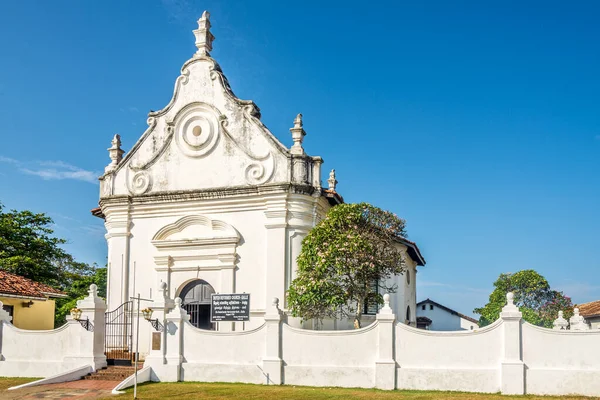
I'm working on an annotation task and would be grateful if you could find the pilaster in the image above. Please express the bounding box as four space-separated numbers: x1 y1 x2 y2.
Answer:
262 298 283 384
500 292 524 395
375 294 396 390
103 199 132 309
264 197 288 313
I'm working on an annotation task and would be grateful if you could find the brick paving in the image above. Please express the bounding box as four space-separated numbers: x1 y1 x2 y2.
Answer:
1 379 120 399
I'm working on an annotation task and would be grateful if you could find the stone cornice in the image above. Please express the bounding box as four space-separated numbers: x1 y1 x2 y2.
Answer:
100 183 316 207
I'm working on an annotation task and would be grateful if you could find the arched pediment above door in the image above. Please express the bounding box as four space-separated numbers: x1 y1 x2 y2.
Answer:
151 214 240 271
152 214 239 243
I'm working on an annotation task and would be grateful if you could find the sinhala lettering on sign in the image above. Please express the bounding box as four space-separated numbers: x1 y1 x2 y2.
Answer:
210 293 250 322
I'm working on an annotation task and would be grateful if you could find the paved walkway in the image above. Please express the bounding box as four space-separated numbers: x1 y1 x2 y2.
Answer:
1 380 121 399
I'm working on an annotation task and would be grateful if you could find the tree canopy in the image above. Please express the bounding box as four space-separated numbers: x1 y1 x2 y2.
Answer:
474 269 573 328
0 201 105 326
287 202 408 328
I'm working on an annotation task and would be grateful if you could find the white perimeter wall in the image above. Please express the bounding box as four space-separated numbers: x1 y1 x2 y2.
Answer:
396 320 503 393
282 323 378 387
522 322 600 396
143 297 600 396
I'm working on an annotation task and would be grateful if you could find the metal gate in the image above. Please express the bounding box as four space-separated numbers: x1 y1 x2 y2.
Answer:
105 301 133 365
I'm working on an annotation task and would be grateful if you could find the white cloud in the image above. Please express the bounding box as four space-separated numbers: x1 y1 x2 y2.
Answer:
0 156 99 184
0 156 19 164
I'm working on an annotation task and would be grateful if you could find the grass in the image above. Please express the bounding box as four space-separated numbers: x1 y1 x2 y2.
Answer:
118 382 597 400
0 377 38 391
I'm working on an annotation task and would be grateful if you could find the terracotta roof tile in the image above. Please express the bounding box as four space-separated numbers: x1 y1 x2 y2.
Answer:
0 270 66 299
578 300 600 318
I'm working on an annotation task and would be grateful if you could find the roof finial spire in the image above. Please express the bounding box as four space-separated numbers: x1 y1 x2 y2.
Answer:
105 134 124 172
193 11 215 57
289 113 306 155
328 169 337 191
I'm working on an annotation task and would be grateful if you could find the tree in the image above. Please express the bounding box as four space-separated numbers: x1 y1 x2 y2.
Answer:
55 266 107 326
0 202 94 286
0 201 105 327
287 203 408 328
474 269 573 328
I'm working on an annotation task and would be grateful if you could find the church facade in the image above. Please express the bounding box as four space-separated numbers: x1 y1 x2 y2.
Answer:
93 12 424 356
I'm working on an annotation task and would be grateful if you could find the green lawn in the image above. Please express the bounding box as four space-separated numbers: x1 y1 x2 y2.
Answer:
0 377 38 391
118 382 596 400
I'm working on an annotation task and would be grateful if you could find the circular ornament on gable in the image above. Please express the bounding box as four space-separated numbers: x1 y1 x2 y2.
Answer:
174 104 220 158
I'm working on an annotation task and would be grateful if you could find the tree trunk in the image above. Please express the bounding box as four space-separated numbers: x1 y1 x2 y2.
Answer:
354 298 364 329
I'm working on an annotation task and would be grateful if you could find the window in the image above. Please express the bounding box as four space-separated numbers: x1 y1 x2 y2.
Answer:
363 279 379 315
406 306 411 323
406 270 410 285
430 304 434 310
180 279 216 330
422 305 426 310
470 326 473 330
2 304 13 319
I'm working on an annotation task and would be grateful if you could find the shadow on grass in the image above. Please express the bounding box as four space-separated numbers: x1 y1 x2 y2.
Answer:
115 382 594 400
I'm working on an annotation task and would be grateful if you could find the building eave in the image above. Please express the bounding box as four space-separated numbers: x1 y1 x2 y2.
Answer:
417 298 479 324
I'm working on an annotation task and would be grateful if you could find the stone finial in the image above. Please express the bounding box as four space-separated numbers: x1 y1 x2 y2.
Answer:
569 307 590 331
0 300 12 323
159 281 168 299
289 113 306 155
327 169 337 191
378 293 394 316
500 292 521 318
193 11 215 57
106 134 124 172
88 284 98 297
506 292 514 305
553 310 569 330
174 297 183 308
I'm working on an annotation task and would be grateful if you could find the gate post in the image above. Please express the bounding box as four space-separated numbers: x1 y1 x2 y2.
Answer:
500 292 525 395
144 282 173 371
157 297 187 382
262 297 283 385
375 294 396 390
64 284 107 371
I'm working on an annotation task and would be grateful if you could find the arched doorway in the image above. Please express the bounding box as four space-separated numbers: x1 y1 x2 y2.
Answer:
180 279 215 330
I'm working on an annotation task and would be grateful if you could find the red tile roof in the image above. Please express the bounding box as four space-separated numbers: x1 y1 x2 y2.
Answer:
0 270 66 299
578 300 600 318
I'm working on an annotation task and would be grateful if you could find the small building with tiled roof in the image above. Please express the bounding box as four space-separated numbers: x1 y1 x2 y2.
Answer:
416 298 479 331
0 270 67 330
577 300 600 329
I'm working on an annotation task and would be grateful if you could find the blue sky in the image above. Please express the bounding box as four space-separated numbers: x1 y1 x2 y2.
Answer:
0 1 598 317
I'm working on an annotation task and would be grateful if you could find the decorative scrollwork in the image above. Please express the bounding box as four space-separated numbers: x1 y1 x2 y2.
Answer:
130 171 152 195
179 67 190 85
245 153 275 185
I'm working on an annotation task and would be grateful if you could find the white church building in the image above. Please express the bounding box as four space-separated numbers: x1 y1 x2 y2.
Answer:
92 12 425 357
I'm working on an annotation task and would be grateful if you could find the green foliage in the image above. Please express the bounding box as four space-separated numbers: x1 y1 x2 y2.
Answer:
287 203 408 328
474 269 573 328
54 266 107 327
0 202 94 286
0 201 106 327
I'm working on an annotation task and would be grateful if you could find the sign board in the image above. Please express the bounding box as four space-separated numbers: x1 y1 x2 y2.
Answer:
211 293 250 322
152 332 161 350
